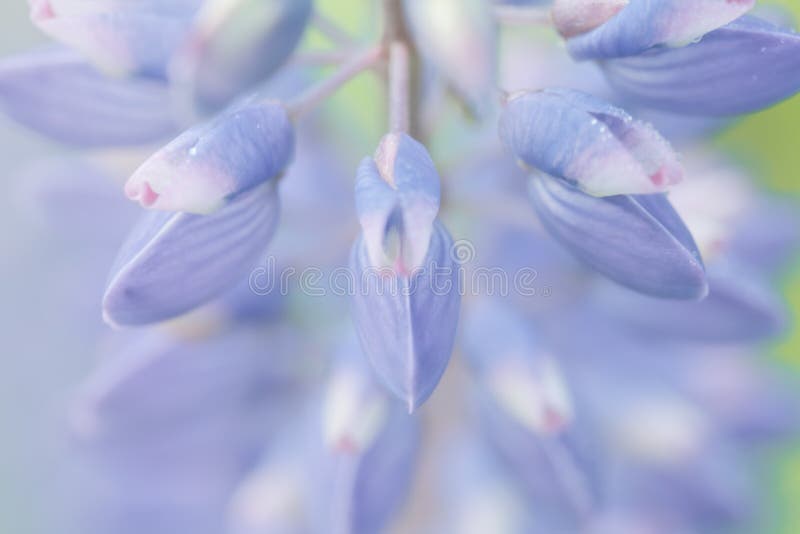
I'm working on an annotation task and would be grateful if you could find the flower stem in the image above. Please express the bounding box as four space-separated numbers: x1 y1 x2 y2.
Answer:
382 0 420 136
286 46 384 120
388 41 410 133
291 49 356 67
493 5 553 26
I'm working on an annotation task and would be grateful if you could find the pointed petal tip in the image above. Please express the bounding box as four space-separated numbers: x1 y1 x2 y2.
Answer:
29 0 54 22
124 179 160 209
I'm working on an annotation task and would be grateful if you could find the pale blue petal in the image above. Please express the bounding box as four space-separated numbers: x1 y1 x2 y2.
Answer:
72 325 304 534
325 407 420 534
32 0 191 79
171 0 313 112
0 47 179 147
103 182 280 327
591 261 786 342
499 89 682 196
528 172 707 299
125 100 293 214
480 392 603 528
566 0 754 60
355 132 441 272
350 221 460 412
601 16 800 116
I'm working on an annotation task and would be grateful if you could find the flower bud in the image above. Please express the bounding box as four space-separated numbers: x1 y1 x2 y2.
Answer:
500 89 682 197
125 100 293 214
528 171 708 299
351 134 459 411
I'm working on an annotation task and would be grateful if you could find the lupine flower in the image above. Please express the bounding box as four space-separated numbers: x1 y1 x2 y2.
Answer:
528 170 708 299
350 133 461 411
559 0 755 59
28 0 203 78
404 0 498 116
1 1 799 533
125 100 293 214
0 46 181 147
103 180 280 326
171 0 313 112
500 88 683 196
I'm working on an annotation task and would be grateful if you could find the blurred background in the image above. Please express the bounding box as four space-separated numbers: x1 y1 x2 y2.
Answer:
0 1 799 533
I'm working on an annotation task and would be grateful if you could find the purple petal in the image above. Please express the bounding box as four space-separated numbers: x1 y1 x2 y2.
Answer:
355 133 441 272
566 0 755 60
71 325 304 534
170 0 312 112
0 47 180 147
324 407 420 534
125 100 293 214
480 391 603 527
323 332 391 454
591 260 786 342
29 0 199 78
499 89 682 196
350 221 460 412
462 298 574 435
102 182 280 327
528 172 707 299
601 16 800 116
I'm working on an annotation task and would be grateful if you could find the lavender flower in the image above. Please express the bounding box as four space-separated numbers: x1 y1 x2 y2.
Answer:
1 1 799 533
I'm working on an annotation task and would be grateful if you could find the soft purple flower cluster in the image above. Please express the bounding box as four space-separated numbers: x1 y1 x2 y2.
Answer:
2 0 800 532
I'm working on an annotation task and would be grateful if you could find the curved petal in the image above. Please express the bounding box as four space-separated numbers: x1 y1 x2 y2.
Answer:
102 182 280 327
323 333 390 454
125 101 293 214
323 407 420 534
0 47 179 147
528 172 707 299
480 392 603 528
30 1 196 79
72 325 304 534
171 0 313 112
499 89 682 196
404 0 498 116
566 0 755 60
601 15 800 116
462 299 573 435
350 221 460 412
355 132 440 272
591 261 786 342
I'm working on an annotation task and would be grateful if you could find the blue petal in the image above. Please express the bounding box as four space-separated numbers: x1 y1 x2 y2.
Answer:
171 0 313 112
103 182 280 327
355 133 441 272
325 407 420 534
600 15 800 116
566 0 754 60
72 325 303 534
591 260 786 342
0 47 180 147
480 391 603 528
30 0 200 78
462 298 574 435
125 100 294 214
528 172 707 299
499 89 683 196
350 221 460 412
